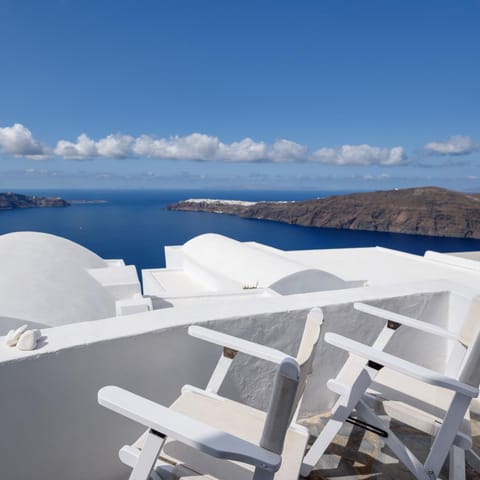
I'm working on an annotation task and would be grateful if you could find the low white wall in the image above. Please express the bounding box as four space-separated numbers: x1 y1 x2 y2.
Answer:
209 291 450 416
0 283 470 480
0 325 217 480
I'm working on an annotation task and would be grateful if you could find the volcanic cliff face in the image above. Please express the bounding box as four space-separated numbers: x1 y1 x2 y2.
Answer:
0 192 70 210
168 187 480 239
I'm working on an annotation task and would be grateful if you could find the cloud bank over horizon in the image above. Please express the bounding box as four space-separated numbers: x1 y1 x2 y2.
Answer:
0 122 408 166
55 131 407 166
1 122 478 166
424 135 479 156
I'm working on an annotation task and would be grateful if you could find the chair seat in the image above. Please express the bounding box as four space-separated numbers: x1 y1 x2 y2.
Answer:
334 355 472 449
148 387 309 480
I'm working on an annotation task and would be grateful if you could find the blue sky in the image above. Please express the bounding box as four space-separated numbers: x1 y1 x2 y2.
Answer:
0 0 479 191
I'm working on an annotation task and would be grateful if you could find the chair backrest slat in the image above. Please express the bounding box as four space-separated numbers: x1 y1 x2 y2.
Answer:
260 357 300 454
458 295 480 348
293 307 323 416
296 307 323 369
260 307 323 454
456 296 480 387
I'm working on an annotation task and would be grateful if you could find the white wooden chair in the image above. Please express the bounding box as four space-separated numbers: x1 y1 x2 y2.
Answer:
301 298 480 480
99 308 323 480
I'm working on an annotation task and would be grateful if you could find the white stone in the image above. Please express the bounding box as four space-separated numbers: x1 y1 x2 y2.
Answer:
16 329 41 351
5 324 28 347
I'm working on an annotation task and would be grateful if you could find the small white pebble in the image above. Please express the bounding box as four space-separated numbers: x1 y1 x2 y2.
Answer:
17 329 40 351
5 330 16 347
5 324 28 347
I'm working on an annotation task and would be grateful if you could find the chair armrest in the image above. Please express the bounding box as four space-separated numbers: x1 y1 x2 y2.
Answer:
325 333 478 398
188 325 293 364
354 302 458 341
98 386 281 472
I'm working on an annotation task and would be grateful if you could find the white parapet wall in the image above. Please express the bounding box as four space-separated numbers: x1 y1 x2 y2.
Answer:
425 250 480 272
0 279 474 480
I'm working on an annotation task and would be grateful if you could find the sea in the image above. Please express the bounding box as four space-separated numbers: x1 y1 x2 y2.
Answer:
2 188 480 273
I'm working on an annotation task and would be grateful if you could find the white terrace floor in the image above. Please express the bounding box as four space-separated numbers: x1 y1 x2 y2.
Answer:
302 413 480 480
108 415 480 479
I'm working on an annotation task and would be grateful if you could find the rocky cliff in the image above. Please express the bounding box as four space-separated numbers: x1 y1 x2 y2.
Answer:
168 187 480 239
0 192 70 210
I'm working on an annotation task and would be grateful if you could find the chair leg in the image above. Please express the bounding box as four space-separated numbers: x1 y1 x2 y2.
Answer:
301 368 377 476
449 446 466 480
301 413 346 476
355 400 431 480
129 429 166 480
424 394 470 479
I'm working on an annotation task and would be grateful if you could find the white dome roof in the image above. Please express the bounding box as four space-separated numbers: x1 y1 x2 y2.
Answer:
0 232 117 329
182 233 361 295
183 233 304 287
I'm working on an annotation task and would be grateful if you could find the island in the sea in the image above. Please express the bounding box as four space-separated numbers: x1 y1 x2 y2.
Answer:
0 192 70 210
168 186 480 239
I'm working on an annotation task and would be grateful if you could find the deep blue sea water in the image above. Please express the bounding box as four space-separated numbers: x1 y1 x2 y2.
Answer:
2 189 480 273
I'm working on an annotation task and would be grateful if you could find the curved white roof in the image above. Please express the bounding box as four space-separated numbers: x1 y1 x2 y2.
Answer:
182 233 356 294
0 232 117 329
183 233 305 287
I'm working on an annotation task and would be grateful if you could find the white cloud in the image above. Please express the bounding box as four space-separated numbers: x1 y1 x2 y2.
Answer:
1 122 409 166
58 132 270 162
0 123 51 160
424 135 478 155
133 133 220 160
133 134 271 162
54 133 135 160
133 135 307 163
267 139 308 162
312 144 407 166
217 137 268 162
54 133 98 160
97 134 134 158
55 133 408 165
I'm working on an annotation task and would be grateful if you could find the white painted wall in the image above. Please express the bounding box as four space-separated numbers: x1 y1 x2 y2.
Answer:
425 250 480 272
0 283 468 480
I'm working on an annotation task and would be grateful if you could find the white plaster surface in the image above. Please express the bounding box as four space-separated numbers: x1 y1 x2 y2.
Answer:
0 231 143 334
1 232 480 479
286 246 480 288
448 251 480 261
182 233 328 288
115 296 153 316
145 233 361 299
0 277 476 480
425 250 480 272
